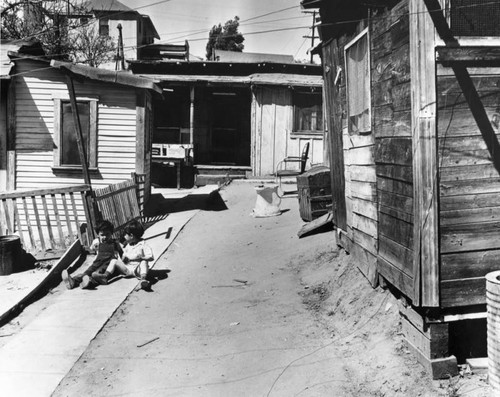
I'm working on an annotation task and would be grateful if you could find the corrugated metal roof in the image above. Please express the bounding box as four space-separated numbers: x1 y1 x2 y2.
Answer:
1 42 16 79
213 50 294 64
1 40 45 79
49 60 162 93
140 73 322 87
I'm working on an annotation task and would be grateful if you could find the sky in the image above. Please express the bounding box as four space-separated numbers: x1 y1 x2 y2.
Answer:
120 0 319 62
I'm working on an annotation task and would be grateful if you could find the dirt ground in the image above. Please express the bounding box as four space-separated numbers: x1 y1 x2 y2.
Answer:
3 182 495 396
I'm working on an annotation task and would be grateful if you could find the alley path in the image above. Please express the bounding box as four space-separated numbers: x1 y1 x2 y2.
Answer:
52 182 341 396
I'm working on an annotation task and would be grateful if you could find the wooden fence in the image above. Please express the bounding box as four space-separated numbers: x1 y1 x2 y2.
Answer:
93 178 142 240
132 172 145 215
0 185 94 255
0 174 146 256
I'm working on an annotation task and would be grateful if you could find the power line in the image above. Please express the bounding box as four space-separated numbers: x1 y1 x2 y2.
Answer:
156 8 309 44
7 1 500 65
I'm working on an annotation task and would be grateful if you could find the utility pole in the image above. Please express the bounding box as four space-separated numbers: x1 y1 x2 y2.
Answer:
302 10 319 64
116 24 125 71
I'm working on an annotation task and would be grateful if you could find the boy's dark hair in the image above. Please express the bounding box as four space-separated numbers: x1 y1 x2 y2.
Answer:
95 220 114 234
123 219 145 238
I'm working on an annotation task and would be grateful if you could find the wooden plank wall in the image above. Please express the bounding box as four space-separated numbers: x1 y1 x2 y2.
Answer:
332 24 378 261
438 67 500 307
11 59 146 226
14 59 141 192
251 86 324 176
372 1 415 298
0 83 7 191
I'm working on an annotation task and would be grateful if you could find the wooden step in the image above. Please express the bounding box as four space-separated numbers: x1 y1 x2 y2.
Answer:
194 166 250 177
195 174 246 186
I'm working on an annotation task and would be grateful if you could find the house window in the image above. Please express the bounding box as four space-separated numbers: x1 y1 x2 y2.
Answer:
99 19 109 36
450 0 500 36
53 98 98 170
293 92 323 133
345 29 371 134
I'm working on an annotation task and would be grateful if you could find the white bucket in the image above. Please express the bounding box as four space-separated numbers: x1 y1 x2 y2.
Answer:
253 185 281 217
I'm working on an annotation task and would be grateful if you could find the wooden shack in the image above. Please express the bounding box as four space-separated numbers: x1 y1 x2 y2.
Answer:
3 53 161 200
302 0 500 378
128 60 325 185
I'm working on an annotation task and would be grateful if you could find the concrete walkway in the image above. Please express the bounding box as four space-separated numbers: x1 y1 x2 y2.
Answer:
0 185 217 397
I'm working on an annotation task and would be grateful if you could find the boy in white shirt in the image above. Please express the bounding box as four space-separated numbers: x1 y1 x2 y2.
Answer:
92 219 154 290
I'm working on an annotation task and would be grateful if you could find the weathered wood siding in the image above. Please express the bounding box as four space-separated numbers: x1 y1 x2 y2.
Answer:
438 67 500 307
372 1 414 298
9 59 148 231
251 86 324 176
14 59 143 191
0 83 7 191
329 24 378 262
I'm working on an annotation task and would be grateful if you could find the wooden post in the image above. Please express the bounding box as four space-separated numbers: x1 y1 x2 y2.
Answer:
65 74 102 229
6 77 16 230
65 75 92 187
190 86 195 146
409 0 439 307
324 40 347 230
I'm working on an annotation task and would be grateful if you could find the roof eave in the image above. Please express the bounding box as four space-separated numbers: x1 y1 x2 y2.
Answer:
50 60 162 93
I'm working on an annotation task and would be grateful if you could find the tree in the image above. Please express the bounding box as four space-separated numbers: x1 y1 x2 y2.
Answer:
68 23 116 67
206 16 244 61
1 0 116 66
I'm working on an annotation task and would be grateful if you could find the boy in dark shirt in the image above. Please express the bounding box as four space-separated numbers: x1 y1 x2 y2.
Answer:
61 220 123 289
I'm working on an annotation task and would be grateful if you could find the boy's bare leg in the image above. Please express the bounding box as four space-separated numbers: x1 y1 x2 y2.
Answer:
138 260 151 290
92 259 130 285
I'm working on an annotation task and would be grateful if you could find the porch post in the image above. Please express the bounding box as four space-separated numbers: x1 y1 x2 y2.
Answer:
190 86 195 146
65 75 92 188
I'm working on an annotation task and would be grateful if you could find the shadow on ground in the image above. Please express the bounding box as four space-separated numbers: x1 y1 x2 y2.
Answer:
144 190 227 217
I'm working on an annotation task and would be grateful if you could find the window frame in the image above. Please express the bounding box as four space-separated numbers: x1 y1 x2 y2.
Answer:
291 90 323 136
53 95 98 171
344 27 371 135
99 19 110 36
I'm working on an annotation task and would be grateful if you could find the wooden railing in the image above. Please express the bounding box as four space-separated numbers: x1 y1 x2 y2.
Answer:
94 178 141 239
0 185 94 255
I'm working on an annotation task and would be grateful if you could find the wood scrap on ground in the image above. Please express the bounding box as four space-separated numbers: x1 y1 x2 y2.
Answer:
297 212 333 238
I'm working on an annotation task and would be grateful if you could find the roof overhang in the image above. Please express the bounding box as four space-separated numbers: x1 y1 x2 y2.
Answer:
49 60 162 93
140 73 322 88
300 0 322 9
1 40 45 79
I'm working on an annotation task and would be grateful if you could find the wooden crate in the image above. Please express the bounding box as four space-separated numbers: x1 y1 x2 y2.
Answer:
297 166 332 222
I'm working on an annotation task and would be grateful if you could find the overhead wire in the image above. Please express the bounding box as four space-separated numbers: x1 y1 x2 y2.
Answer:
5 1 500 67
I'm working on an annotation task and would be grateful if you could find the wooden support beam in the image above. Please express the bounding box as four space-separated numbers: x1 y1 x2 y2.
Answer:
410 0 440 307
399 300 458 379
7 77 16 192
65 75 92 188
323 40 346 229
436 46 500 66
190 86 194 146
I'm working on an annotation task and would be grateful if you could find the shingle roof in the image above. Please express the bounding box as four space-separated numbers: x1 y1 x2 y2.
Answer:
81 0 133 12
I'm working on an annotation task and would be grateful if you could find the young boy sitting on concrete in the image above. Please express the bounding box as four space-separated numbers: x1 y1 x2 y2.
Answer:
61 220 123 289
91 219 154 290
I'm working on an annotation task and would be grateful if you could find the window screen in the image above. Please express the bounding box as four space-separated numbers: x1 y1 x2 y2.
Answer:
293 92 323 132
450 0 500 36
346 32 370 134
